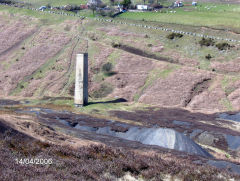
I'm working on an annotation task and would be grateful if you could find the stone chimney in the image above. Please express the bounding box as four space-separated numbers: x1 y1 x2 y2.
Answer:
74 53 88 107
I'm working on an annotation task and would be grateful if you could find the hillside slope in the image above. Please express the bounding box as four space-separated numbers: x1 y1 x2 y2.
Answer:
1 6 240 180
1 8 240 112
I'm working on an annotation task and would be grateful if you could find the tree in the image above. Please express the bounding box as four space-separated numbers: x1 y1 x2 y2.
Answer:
121 0 131 8
89 3 97 15
110 0 115 6
87 0 102 15
148 0 154 4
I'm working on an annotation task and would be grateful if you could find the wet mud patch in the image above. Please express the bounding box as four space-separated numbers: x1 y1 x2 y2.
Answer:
15 107 212 157
219 112 240 123
110 107 240 155
1 116 239 180
3 107 240 176
41 96 73 101
0 99 20 106
110 107 239 135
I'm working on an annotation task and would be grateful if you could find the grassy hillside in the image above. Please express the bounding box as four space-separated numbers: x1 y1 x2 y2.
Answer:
1 4 240 112
119 3 240 31
16 0 88 7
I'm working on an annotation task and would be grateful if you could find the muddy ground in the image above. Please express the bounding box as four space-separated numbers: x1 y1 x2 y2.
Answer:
0 100 240 180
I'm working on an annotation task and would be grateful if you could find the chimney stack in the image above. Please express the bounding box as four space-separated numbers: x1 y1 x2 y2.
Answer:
74 53 88 107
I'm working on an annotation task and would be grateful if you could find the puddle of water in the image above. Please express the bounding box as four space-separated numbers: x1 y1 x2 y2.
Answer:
173 120 191 127
75 124 98 132
225 134 240 150
41 108 70 114
20 100 30 104
16 108 41 115
0 99 20 106
219 113 240 122
17 108 70 116
58 118 71 126
114 123 129 128
189 129 203 139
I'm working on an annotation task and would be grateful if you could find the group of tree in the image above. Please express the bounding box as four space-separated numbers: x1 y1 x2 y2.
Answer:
87 0 165 16
87 0 103 15
88 0 131 13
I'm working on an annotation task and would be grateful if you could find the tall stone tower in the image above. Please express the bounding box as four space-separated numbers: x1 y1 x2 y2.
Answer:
74 53 88 107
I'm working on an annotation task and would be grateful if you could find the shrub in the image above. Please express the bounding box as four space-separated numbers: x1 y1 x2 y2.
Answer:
62 4 82 11
102 62 117 76
199 38 215 47
97 8 114 17
167 33 183 40
0 0 15 4
99 3 107 8
111 42 121 48
215 42 231 51
205 54 212 60
45 3 51 8
151 3 163 9
144 34 149 38
129 4 136 9
102 62 112 72
121 0 132 8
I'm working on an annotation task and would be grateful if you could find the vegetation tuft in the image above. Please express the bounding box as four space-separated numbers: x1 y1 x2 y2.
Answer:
205 54 212 60
216 42 231 51
111 42 121 48
199 38 215 47
167 33 183 40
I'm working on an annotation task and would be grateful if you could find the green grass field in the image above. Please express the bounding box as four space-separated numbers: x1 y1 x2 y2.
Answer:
18 0 88 7
11 0 240 32
118 3 240 31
